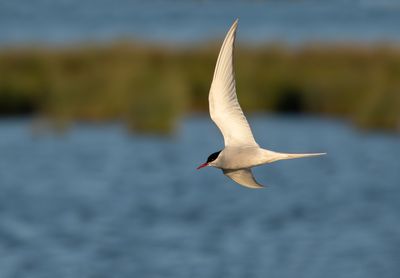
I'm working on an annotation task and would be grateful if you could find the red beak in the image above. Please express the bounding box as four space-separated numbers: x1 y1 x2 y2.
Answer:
196 162 208 170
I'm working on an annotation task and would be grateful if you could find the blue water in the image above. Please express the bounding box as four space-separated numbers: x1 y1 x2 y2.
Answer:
1 0 400 45
0 115 399 277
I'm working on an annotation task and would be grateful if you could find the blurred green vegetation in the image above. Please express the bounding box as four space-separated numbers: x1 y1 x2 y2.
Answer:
0 43 399 132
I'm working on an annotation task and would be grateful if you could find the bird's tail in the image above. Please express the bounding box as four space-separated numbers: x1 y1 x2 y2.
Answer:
279 152 326 160
262 149 326 163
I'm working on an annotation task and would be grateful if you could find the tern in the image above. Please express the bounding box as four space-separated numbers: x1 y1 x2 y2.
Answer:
197 19 325 189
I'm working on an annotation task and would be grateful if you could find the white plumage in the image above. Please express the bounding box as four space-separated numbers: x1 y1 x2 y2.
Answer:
198 19 325 189
209 20 258 148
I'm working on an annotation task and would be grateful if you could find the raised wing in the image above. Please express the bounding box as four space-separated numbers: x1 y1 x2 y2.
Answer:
223 168 264 189
209 19 259 147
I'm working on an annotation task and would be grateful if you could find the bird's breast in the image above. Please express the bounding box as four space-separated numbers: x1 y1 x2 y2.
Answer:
215 146 266 170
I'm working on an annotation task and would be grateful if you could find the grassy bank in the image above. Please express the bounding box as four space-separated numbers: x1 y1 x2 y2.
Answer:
0 42 399 132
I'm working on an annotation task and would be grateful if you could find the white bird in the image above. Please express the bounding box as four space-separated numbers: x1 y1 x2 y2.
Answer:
197 19 325 189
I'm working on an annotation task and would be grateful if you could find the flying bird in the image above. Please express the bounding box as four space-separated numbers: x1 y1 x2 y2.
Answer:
197 19 325 189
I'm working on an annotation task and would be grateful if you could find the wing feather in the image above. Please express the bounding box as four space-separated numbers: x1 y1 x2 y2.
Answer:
223 168 264 189
209 19 258 147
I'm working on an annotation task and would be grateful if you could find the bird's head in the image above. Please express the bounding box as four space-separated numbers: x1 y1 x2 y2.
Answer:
197 150 221 169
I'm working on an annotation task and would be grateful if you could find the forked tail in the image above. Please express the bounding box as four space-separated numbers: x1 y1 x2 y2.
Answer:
281 152 326 160
262 149 326 163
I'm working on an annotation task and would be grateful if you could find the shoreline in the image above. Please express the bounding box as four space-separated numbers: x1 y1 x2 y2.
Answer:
1 41 399 133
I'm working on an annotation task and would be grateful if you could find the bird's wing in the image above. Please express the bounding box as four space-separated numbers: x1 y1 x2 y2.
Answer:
223 168 264 189
209 19 258 147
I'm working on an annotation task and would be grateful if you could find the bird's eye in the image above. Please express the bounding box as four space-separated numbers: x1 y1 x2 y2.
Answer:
207 151 221 162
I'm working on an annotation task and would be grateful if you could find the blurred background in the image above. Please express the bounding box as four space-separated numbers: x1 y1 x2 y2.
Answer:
0 0 399 277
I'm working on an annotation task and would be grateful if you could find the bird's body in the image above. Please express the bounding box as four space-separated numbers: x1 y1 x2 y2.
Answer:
212 147 322 170
197 19 325 189
214 146 268 170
